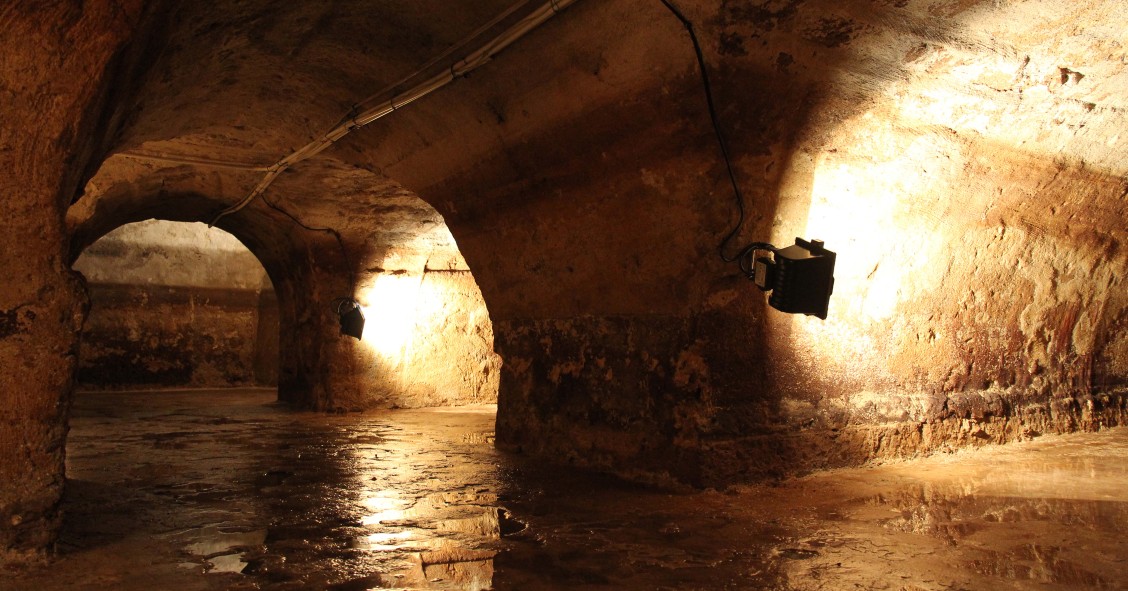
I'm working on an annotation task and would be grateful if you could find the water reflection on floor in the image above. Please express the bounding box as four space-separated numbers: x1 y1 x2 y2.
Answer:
3 389 1126 590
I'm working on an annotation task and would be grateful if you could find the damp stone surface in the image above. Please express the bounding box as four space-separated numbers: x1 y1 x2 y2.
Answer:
1 389 1125 590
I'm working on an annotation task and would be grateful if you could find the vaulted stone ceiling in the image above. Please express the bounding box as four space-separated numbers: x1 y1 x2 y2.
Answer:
4 0 1115 467
65 0 1128 476
4 0 1128 563
69 0 532 270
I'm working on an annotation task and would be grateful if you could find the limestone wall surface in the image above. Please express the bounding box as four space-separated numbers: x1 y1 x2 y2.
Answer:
73 220 276 390
43 0 1128 486
55 0 1127 486
338 0 1128 484
0 0 147 564
6 0 1128 566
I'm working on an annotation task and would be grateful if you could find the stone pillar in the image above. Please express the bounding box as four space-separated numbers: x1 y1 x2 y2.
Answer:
254 287 281 386
0 1 144 562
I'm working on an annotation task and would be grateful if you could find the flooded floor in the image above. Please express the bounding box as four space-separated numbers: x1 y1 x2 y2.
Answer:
2 389 1127 590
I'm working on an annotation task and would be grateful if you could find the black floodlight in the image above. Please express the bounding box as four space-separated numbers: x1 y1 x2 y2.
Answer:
333 298 365 340
752 238 836 319
655 1 840 323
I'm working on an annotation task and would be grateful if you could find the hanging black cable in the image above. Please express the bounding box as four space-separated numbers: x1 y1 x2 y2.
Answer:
258 195 366 338
260 195 356 292
658 0 837 320
657 0 750 264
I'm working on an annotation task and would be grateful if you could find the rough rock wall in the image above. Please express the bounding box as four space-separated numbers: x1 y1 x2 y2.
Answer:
67 167 499 410
750 0 1128 477
255 162 501 411
254 287 280 385
76 284 267 388
63 167 345 408
326 268 501 410
10 0 1121 516
72 220 276 390
0 0 146 563
342 0 1128 485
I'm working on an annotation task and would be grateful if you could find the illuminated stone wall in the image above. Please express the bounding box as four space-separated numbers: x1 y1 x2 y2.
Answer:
67 166 500 413
48 0 1128 487
311 177 502 410
71 217 497 406
5 5 1127 569
327 268 501 410
758 0 1128 468
343 0 1128 484
73 220 277 390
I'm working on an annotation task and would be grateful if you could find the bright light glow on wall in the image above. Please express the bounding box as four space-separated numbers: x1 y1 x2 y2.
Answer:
778 0 1119 347
889 1 1125 176
345 264 500 408
358 274 425 358
802 130 951 324
779 118 956 374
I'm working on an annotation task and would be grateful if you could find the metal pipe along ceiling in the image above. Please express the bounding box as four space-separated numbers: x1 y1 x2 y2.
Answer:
207 0 580 226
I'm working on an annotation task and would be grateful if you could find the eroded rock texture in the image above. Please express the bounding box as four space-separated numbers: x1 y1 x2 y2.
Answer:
0 0 147 563
3 0 1128 562
73 220 277 389
333 0 1128 484
67 169 500 409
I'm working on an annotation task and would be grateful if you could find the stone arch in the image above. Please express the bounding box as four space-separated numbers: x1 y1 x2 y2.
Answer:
72 219 279 390
68 191 317 403
67 155 499 411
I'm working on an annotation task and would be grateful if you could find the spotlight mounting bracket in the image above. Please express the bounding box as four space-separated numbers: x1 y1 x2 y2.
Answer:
331 297 366 340
749 238 836 320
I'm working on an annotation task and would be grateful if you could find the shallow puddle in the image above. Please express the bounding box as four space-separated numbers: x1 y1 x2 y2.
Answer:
2 388 1126 590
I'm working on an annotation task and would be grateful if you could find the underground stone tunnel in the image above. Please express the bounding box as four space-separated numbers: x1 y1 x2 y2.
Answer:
73 220 281 391
1 0 1127 588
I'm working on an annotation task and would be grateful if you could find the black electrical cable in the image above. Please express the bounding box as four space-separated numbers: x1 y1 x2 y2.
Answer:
259 194 358 295
658 0 758 265
735 241 778 278
329 296 361 315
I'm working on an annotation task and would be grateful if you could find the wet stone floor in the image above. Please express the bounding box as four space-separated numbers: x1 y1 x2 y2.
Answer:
2 389 1127 590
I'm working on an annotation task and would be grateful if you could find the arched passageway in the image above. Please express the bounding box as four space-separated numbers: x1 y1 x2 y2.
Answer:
73 220 279 390
65 158 501 411
49 207 505 585
3 0 1128 583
